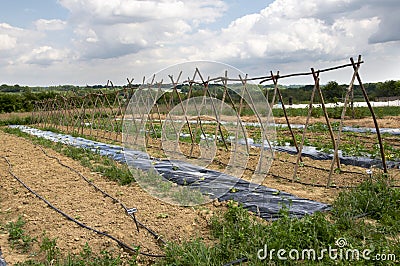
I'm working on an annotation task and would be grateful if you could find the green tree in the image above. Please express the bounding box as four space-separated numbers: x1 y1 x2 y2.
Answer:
322 81 346 103
376 80 400 97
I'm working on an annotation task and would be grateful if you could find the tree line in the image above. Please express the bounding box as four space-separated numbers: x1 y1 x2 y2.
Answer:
0 80 399 113
265 80 400 104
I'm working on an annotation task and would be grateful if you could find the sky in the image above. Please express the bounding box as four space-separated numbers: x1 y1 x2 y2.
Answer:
0 0 399 86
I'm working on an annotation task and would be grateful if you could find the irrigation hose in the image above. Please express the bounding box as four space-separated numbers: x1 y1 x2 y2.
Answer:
18 133 166 246
222 257 248 266
37 146 166 245
268 172 355 189
39 145 140 233
1 156 165 258
274 157 365 175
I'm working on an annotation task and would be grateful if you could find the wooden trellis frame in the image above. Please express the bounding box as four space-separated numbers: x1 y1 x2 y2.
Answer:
31 56 388 188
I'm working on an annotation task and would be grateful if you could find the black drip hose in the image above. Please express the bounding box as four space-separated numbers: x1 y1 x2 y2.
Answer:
222 257 248 266
1 156 165 258
40 146 140 232
37 145 165 245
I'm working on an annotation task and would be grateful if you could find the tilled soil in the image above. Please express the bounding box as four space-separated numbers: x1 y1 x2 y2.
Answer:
273 115 400 128
0 130 225 265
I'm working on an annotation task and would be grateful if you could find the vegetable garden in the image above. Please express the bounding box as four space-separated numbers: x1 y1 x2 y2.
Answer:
29 56 400 188
1 56 399 265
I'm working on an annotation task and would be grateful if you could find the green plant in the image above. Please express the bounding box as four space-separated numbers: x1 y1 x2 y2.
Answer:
371 143 400 161
40 233 60 262
163 201 338 265
308 122 327 132
0 116 33 126
310 106 322 118
332 175 400 232
6 216 37 252
136 168 209 206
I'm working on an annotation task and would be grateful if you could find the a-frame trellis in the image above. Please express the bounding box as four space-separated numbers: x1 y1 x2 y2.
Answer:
259 55 387 187
31 55 389 188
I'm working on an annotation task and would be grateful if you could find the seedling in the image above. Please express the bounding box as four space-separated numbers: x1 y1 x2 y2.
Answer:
6 216 37 252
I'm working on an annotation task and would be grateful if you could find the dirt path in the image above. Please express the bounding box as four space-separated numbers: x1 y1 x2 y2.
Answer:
0 130 223 265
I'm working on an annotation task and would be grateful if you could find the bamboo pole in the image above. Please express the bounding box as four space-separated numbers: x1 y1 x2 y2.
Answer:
187 69 212 156
195 68 230 152
168 73 197 152
350 56 388 173
292 69 318 180
326 57 360 187
271 72 301 159
314 69 340 170
269 71 279 107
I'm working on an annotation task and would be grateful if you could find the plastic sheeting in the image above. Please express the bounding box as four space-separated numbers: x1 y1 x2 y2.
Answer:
276 123 400 136
206 121 400 136
10 125 331 219
342 126 400 135
122 119 400 136
11 125 398 170
0 249 6 266
272 145 400 169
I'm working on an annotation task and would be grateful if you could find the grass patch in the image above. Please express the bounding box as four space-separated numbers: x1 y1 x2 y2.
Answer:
332 175 400 231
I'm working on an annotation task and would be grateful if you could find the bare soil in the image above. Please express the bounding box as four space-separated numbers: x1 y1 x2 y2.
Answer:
0 130 225 265
273 115 400 128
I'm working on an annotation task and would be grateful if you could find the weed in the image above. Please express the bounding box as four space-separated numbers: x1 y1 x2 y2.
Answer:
333 175 400 231
0 116 33 126
6 216 37 252
136 168 209 206
40 233 60 262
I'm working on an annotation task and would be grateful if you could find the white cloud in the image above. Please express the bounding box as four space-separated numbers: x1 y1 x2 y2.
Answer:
368 9 400 43
59 0 226 23
35 19 67 31
175 0 390 72
71 21 173 59
0 23 23 51
18 46 71 65
57 0 227 59
0 34 17 50
0 23 45 63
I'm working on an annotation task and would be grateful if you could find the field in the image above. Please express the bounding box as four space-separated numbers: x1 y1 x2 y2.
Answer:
1 107 400 265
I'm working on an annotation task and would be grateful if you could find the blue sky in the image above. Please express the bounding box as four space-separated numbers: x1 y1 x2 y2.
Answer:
1 0 66 27
0 0 399 86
